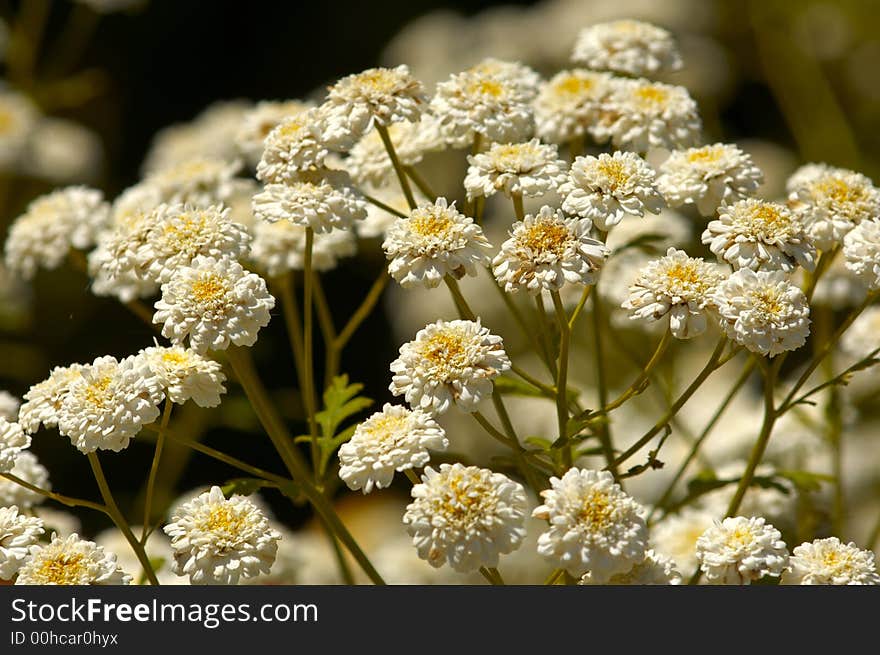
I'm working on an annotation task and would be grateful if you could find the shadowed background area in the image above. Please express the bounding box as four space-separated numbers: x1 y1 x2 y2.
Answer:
0 0 878 549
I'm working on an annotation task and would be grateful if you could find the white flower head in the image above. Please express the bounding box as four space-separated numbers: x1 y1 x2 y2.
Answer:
390 318 511 414
430 69 534 148
57 355 163 454
142 157 242 207
135 345 227 408
840 306 880 359
403 463 528 572
783 537 880 585
163 485 281 585
0 451 49 508
533 69 616 145
713 268 811 357
18 364 85 434
0 391 19 422
256 110 328 184
0 418 30 473
468 58 542 99
843 218 880 290
598 79 701 152
532 468 648 580
579 549 681 585
623 248 725 339
236 99 313 165
560 152 663 230
383 197 492 289
0 89 38 169
315 65 426 150
252 169 367 234
572 20 682 77
154 255 275 354
251 219 356 277
695 516 789 584
464 139 567 200
339 403 448 494
492 206 608 294
15 533 131 585
651 507 716 573
4 186 109 279
788 164 880 251
703 199 816 273
657 144 764 216
0 506 44 580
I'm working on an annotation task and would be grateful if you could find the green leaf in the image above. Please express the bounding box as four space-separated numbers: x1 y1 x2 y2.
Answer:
494 376 548 398
220 477 275 497
525 436 554 451
315 375 373 439
775 469 835 493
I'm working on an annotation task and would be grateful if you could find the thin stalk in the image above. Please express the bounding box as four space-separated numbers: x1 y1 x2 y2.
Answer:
600 328 672 416
312 274 338 383
315 513 356 585
444 276 476 321
140 400 172 543
488 272 552 371
404 468 422 486
511 192 525 221
611 336 728 469
550 291 572 469
274 273 307 391
568 286 592 330
87 453 159 586
1 473 106 513
377 124 416 210
302 228 320 461
404 165 436 200
534 295 558 378
334 271 390 350
362 192 408 219
480 567 502 585
509 364 556 397
725 358 778 517
649 357 756 522
544 568 565 585
591 292 616 477
225 346 385 585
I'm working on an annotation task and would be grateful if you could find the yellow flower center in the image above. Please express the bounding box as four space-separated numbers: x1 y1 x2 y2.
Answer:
356 69 400 93
35 553 88 585
421 331 468 370
633 85 669 109
84 376 114 407
190 273 230 306
556 75 594 97
201 504 246 534
752 287 784 317
726 525 756 549
815 177 866 206
596 158 631 190
468 78 504 99
366 414 409 441
521 220 571 256
277 117 307 139
161 350 190 366
409 210 453 238
579 489 614 530
439 474 493 523
162 211 209 247
687 146 725 165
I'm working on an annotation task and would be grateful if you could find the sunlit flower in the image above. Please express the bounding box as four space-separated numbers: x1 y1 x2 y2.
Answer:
533 69 616 145
579 549 681 585
783 537 880 585
0 452 49 508
695 516 789 584
135 345 226 408
843 218 880 290
0 506 43 580
572 20 682 77
0 418 30 473
464 139 567 200
236 100 313 165
16 533 131 585
256 111 327 184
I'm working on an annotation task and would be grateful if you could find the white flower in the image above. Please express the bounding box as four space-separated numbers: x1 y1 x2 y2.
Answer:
315 65 426 150
0 391 19 421
492 206 608 294
598 79 701 152
15 533 131 585
18 364 85 434
57 355 163 454
695 516 789 584
657 144 764 216
840 306 880 359
843 218 880 290
579 549 681 585
153 255 275 354
468 58 542 99
0 452 49 508
713 268 811 357
430 69 534 148
383 198 492 289
572 20 682 77
112 203 252 285
560 152 663 230
532 468 648 580
0 418 30 473
251 220 356 277
788 164 880 251
390 319 511 414
345 119 440 188
783 537 880 585
256 111 328 184
0 506 44 580
623 248 725 339
252 169 367 234
403 463 528 572
236 99 313 165
651 507 716 573
464 139 567 200
533 69 616 145
142 157 242 207
339 403 448 493
702 199 816 272
163 486 281 585
0 89 38 169
135 345 227 408
4 186 109 279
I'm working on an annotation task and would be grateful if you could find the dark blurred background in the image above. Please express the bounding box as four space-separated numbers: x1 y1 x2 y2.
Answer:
1 0 878 535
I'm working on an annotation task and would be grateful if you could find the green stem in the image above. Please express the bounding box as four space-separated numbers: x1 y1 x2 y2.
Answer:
511 192 525 221
404 468 422 486
140 400 172 543
225 347 385 585
444 276 476 321
591 292 616 478
404 165 436 200
275 273 307 393
1 473 106 513
480 566 502 585
376 123 416 210
534 295 558 378
312 274 338 384
87 453 159 586
725 358 778 517
334 271 390 350
361 192 408 219
302 228 320 464
550 291 572 469
568 286 593 330
600 328 672 416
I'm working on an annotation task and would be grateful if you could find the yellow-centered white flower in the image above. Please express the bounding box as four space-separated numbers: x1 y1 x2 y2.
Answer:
782 537 880 585
256 110 328 184
464 139 567 200
843 218 880 290
15 533 131 585
533 69 616 145
18 364 86 434
0 452 49 508
572 20 682 77
236 99 313 166
695 516 789 584
0 418 30 473
135 345 227 408
0 506 44 580
579 549 682 585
